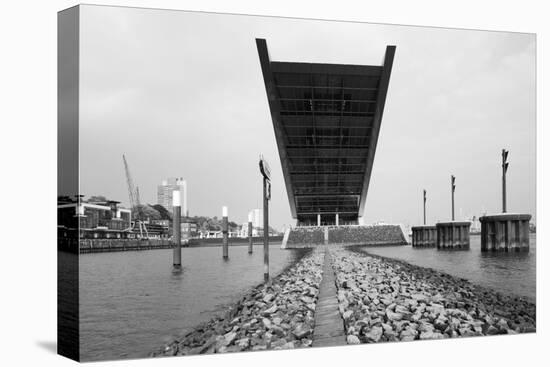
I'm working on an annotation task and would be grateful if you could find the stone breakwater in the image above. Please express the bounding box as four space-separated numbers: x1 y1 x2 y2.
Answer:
152 249 325 356
331 247 536 344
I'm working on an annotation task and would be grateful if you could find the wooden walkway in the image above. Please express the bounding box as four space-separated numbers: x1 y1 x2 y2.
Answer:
312 248 346 347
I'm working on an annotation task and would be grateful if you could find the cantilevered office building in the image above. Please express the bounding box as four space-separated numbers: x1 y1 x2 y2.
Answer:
256 39 395 226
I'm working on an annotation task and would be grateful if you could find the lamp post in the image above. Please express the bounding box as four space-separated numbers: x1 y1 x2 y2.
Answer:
259 155 271 281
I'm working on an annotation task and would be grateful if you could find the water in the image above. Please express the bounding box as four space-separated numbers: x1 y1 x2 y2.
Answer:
360 234 536 301
79 243 305 361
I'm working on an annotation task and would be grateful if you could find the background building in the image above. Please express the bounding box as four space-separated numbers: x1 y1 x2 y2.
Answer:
157 177 188 215
58 197 132 239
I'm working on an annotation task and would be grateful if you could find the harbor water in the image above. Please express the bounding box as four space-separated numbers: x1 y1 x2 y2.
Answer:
361 233 536 301
78 243 305 361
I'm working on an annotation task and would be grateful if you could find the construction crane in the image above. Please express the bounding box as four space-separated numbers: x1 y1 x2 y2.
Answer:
122 154 149 240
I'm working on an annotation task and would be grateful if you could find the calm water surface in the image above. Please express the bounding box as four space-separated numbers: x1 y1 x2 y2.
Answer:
361 234 536 301
79 243 305 361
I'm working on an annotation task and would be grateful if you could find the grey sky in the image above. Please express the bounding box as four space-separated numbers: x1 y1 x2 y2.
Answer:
79 5 536 230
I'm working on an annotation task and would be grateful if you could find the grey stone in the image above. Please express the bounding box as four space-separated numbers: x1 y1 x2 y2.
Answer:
364 326 383 342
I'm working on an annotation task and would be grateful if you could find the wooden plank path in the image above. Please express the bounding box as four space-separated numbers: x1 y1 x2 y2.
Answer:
312 247 346 347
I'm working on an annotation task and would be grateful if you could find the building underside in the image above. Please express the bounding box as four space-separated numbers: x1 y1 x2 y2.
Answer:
256 39 395 226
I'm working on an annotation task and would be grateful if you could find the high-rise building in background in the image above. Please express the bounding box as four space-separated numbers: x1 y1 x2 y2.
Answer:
157 177 188 215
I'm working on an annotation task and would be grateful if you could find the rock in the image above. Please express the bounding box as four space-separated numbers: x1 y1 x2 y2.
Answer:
434 317 447 332
235 338 250 348
411 293 428 302
418 322 435 333
223 332 237 346
343 310 354 320
272 317 282 326
283 341 295 349
271 339 287 349
270 325 285 337
419 331 444 340
486 325 499 335
364 326 383 342
262 318 272 328
395 305 410 314
386 310 403 321
381 323 393 333
347 335 361 344
292 323 312 339
497 318 510 330
400 328 418 341
263 294 275 303
263 304 278 315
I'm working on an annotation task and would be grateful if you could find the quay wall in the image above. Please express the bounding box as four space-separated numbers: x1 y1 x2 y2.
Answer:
284 225 407 248
79 239 172 253
59 236 284 254
188 236 283 247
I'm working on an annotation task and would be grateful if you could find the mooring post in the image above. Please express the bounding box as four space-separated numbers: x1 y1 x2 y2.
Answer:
502 149 509 213
423 189 427 225
263 177 269 281
248 211 253 254
451 175 456 221
222 206 229 259
172 191 182 271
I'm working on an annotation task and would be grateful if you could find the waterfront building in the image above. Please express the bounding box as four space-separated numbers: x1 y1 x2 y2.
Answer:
257 39 395 226
58 198 132 239
157 177 188 215
181 219 198 239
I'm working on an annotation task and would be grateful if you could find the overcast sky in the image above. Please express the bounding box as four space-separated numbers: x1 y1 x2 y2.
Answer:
79 5 536 230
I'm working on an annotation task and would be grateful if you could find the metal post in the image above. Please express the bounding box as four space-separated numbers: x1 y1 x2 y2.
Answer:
502 149 509 213
423 189 426 225
335 213 339 226
172 191 182 271
263 178 269 281
451 176 456 221
317 214 321 226
222 206 228 259
248 211 253 254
